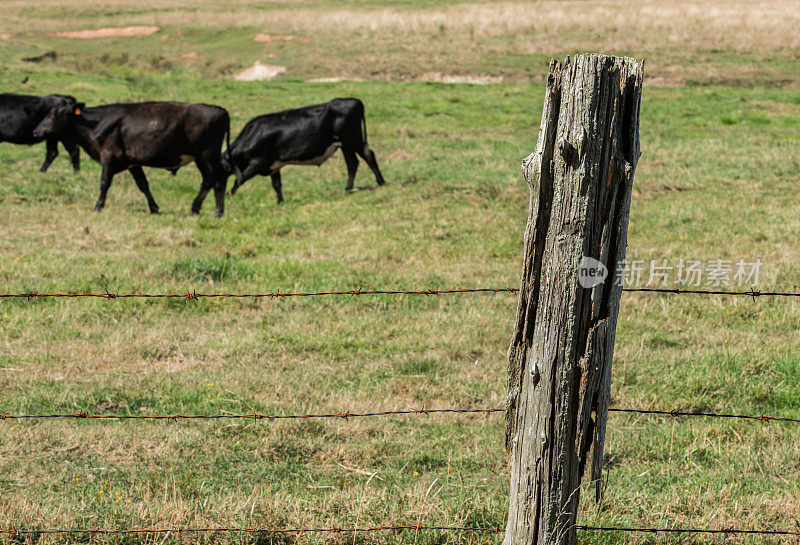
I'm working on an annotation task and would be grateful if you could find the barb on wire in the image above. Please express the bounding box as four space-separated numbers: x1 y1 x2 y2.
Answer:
578 525 800 537
1 407 798 424
0 524 504 536
3 286 800 299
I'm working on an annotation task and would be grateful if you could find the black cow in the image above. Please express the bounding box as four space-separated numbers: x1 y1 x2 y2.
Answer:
222 98 385 203
33 100 231 216
0 93 81 172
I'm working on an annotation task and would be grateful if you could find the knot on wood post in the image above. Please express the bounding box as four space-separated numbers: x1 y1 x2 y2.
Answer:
557 138 576 163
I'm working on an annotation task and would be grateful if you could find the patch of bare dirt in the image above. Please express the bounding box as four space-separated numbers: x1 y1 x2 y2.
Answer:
55 26 159 39
384 150 414 162
254 33 308 43
306 76 365 83
420 72 504 84
234 61 286 81
95 401 126 412
0 33 11 40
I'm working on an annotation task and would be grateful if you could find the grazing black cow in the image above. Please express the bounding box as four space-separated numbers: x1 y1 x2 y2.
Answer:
0 93 81 172
222 98 385 203
32 100 231 216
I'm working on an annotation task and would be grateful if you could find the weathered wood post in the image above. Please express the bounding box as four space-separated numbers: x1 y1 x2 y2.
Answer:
504 54 643 545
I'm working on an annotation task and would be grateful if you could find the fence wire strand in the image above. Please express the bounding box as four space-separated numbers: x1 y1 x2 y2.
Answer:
2 407 797 424
0 288 517 300
3 524 799 537
577 525 800 537
2 286 800 300
0 525 503 536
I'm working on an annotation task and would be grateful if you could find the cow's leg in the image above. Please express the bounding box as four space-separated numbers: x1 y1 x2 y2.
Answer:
129 166 160 214
94 163 115 212
193 155 227 218
40 138 58 173
191 178 214 216
356 144 386 186
207 154 228 218
343 148 359 192
212 174 227 218
271 171 283 204
63 138 80 172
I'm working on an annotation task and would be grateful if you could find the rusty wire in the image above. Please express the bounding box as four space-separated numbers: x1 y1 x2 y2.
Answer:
621 287 800 299
577 525 800 537
3 524 799 537
2 286 800 300
0 524 503 536
0 288 517 300
608 407 800 423
0 408 503 421
1 406 797 424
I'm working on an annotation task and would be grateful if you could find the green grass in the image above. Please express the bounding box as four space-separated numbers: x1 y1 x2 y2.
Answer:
1 1 800 544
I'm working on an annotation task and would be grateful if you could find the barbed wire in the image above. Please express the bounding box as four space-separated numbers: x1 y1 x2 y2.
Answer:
3 524 798 537
577 525 800 537
608 407 800 423
0 408 503 421
0 288 517 300
0 524 504 536
1 406 797 424
621 287 800 299
2 286 800 300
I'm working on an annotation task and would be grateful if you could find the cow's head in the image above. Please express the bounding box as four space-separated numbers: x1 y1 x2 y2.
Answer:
33 95 85 138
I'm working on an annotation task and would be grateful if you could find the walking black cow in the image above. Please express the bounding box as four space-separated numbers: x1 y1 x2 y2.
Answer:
0 93 81 172
222 98 385 203
32 99 231 216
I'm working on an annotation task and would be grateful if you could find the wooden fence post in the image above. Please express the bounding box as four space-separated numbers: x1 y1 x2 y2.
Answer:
504 54 644 545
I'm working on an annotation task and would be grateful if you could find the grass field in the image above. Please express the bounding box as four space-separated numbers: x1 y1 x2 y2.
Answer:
1 1 800 543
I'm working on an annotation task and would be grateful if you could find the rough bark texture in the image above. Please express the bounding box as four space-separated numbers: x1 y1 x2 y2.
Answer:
504 54 643 545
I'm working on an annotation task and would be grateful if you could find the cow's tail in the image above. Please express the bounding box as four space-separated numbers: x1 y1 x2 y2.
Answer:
222 111 243 186
358 99 368 145
225 115 231 157
223 112 232 166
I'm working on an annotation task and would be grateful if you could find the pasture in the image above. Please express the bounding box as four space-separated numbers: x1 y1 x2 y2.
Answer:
1 1 799 543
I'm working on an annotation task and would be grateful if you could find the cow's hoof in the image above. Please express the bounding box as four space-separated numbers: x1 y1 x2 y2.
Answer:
190 209 200 216
149 209 161 215
92 206 103 213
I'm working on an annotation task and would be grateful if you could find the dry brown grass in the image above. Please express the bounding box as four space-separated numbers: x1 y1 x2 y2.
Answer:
3 0 798 52
2 0 798 85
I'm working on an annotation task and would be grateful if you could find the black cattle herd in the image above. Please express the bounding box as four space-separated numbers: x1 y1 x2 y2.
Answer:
0 93 386 217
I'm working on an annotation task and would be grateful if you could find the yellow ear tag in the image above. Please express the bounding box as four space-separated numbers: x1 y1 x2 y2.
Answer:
74 107 82 115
